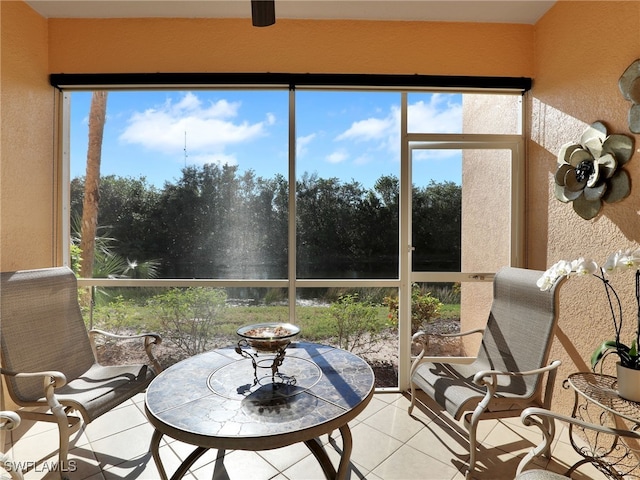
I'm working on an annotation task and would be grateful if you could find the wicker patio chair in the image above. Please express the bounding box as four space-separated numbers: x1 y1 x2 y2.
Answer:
408 266 565 479
0 266 162 478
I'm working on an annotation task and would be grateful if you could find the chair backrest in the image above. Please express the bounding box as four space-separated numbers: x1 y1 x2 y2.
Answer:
1 267 96 403
476 266 563 395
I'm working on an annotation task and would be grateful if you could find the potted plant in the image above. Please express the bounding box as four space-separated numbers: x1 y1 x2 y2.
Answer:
538 249 640 401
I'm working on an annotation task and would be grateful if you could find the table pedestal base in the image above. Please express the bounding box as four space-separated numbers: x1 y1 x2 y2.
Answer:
150 426 354 480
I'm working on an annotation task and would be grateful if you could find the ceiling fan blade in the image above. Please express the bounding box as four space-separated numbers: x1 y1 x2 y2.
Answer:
251 0 275 27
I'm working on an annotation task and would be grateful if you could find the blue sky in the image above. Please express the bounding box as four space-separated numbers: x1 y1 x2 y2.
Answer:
70 90 463 189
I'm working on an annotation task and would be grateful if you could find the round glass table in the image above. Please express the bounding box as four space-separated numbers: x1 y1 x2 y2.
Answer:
144 342 375 480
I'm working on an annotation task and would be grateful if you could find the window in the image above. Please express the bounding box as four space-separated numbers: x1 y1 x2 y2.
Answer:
62 77 526 390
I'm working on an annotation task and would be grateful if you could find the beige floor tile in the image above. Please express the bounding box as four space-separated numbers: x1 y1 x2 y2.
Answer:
406 418 470 459
280 453 333 480
363 471 384 480
547 439 606 479
89 422 156 470
162 441 221 473
101 450 174 480
374 392 406 405
11 393 622 480
362 403 424 443
352 396 389 422
389 391 414 410
257 442 313 473
81 473 106 480
347 422 403 472
83 404 149 444
481 420 538 453
190 449 279 480
7 413 59 442
10 426 92 477
370 443 460 480
469 445 527 480
280 444 370 480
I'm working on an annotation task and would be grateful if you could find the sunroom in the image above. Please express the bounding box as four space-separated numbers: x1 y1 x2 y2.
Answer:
3 1 640 479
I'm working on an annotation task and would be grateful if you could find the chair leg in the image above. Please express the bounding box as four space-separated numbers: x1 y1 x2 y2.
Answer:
408 382 416 414
52 404 72 479
539 415 555 458
464 401 490 479
466 414 479 479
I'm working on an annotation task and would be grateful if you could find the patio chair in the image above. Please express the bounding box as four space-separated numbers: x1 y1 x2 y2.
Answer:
0 266 162 477
408 266 565 479
0 410 23 480
515 406 640 479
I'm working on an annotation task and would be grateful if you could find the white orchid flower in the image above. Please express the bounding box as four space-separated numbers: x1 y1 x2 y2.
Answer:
603 251 622 273
552 260 573 277
536 272 556 291
618 249 640 269
537 259 576 291
572 258 598 276
536 273 552 291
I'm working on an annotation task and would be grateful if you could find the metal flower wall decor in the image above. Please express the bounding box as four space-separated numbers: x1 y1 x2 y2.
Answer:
554 122 634 220
619 59 640 133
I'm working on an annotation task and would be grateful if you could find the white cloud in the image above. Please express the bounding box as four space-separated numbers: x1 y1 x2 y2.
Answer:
330 93 463 167
408 94 462 133
296 133 316 158
326 150 348 164
353 153 373 166
119 92 271 158
412 149 460 163
335 117 394 142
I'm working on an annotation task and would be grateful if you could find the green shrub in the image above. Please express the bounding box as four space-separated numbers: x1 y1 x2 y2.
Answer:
384 283 443 333
91 295 146 334
149 287 227 356
429 283 461 304
263 288 287 305
70 243 83 276
328 293 386 353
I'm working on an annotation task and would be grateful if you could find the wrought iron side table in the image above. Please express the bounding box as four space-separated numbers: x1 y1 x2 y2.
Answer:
145 342 375 480
565 372 640 479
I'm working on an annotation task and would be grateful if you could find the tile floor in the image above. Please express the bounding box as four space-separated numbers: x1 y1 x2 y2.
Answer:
3 390 603 480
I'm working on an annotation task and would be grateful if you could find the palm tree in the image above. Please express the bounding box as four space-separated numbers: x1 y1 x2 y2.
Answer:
80 91 108 279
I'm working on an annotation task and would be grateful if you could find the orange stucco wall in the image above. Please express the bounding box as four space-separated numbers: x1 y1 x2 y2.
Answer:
530 1 640 411
46 18 533 76
4 0 640 414
1 1 57 272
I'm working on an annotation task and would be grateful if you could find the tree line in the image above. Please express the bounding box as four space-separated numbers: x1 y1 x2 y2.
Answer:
70 163 461 279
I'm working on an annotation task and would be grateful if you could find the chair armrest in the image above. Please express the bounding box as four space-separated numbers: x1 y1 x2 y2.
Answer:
88 329 163 373
412 328 484 347
0 367 68 415
473 359 562 386
0 367 67 389
411 328 485 359
516 406 640 476
410 328 485 379
89 329 162 344
0 411 21 431
470 360 562 421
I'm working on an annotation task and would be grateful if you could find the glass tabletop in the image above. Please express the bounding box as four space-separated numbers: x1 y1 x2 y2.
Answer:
144 342 375 449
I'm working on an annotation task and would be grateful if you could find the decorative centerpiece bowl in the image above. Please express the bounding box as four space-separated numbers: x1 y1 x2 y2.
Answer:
236 322 300 353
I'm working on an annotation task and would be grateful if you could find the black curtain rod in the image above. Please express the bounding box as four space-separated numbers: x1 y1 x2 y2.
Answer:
49 73 532 91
